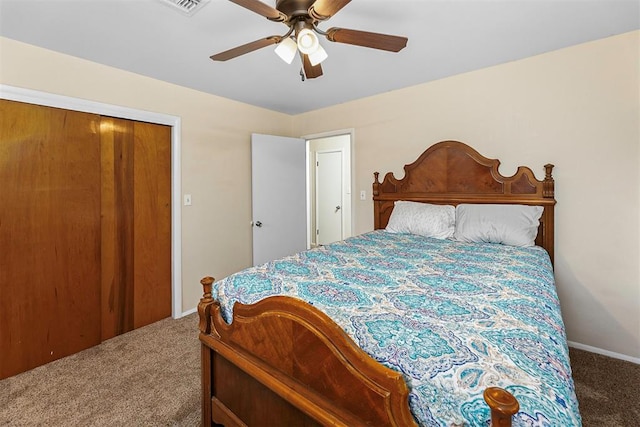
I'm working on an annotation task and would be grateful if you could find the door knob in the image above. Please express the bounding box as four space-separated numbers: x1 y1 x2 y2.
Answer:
255 221 262 227
335 206 341 212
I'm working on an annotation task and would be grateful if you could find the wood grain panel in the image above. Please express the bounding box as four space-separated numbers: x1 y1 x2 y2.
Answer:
213 355 322 426
132 121 171 328
101 118 171 337
0 99 102 379
100 117 136 340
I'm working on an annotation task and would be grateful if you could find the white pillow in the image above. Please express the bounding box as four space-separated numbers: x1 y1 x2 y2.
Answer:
454 204 543 247
385 201 455 239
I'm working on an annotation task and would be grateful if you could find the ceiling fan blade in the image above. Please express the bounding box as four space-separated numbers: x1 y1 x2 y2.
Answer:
325 28 408 52
308 0 351 20
301 53 323 79
229 0 286 22
210 36 281 61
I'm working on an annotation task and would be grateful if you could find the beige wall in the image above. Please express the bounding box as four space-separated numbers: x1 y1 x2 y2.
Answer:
2 30 638 359
293 31 640 359
0 37 294 313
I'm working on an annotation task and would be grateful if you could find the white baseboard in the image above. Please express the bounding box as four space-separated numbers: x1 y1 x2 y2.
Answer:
180 307 198 317
568 341 640 364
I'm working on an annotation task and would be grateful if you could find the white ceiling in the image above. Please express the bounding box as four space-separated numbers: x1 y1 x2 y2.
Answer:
1 0 638 114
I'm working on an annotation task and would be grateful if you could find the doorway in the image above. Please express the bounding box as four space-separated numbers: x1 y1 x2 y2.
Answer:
248 131 352 265
307 133 352 247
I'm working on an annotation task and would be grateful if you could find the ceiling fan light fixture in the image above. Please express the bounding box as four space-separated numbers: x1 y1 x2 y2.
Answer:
274 37 297 64
308 44 328 66
210 0 408 79
296 28 319 55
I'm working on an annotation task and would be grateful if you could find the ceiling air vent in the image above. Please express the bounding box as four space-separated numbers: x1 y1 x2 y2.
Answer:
157 0 210 16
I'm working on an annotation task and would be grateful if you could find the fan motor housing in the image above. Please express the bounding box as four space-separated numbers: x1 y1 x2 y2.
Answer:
276 0 315 19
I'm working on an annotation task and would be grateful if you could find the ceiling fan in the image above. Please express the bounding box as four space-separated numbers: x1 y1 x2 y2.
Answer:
210 0 408 79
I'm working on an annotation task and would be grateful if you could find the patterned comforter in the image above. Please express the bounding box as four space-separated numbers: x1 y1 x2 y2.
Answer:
213 230 581 426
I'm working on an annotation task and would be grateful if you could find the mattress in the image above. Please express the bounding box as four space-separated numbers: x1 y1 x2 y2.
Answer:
213 230 581 426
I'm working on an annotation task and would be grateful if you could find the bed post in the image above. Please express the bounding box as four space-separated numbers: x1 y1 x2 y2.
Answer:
542 164 555 265
373 172 381 229
199 277 215 427
484 387 519 427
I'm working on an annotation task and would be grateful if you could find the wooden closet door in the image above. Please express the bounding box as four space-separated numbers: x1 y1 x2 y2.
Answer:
100 117 171 340
100 117 136 339
0 100 102 379
131 120 171 329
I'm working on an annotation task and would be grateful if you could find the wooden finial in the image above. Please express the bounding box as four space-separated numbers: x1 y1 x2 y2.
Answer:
484 387 519 427
373 172 380 197
544 164 554 180
198 276 215 334
200 276 214 302
543 164 555 198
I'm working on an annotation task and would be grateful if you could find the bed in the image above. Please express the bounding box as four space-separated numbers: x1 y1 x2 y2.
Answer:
197 140 580 426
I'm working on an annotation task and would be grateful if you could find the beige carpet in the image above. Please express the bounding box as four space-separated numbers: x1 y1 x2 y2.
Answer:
0 314 201 426
569 347 640 426
1 313 638 426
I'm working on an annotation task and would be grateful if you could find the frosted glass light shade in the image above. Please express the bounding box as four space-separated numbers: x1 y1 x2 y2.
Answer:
274 37 297 64
308 44 328 66
297 28 319 54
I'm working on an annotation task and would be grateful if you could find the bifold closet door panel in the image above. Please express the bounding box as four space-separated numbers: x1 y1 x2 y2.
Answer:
100 117 136 340
131 120 171 329
100 117 171 340
0 100 102 379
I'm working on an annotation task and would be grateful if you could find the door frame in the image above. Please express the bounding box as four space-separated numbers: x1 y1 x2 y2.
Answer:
0 84 183 319
304 129 354 247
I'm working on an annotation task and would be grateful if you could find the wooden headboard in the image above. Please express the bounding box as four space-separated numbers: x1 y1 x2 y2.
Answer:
372 141 556 263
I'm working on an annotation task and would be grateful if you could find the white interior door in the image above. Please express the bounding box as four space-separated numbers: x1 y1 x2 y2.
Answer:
316 150 343 245
307 134 352 246
251 133 307 266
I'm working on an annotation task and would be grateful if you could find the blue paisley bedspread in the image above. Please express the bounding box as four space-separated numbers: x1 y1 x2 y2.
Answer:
213 230 581 426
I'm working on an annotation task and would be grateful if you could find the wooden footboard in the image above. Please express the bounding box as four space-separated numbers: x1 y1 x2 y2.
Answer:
198 277 519 427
